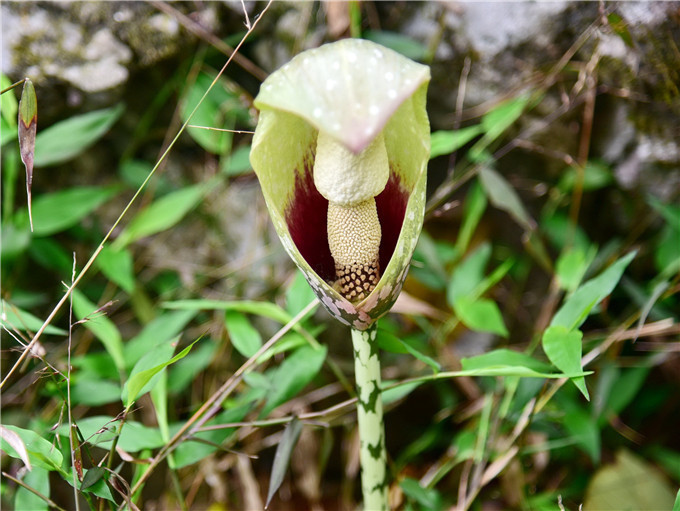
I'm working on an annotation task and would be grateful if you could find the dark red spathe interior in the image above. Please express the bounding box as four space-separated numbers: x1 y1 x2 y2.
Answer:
286 159 408 285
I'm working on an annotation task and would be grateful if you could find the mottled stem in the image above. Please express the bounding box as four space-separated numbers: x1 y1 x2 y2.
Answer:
351 324 388 510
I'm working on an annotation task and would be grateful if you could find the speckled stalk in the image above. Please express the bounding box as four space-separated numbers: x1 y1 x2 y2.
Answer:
351 323 388 510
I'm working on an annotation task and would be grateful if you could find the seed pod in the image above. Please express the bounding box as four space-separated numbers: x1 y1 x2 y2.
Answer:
250 39 430 330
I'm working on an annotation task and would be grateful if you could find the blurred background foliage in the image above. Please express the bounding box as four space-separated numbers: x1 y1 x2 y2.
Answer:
1 2 679 510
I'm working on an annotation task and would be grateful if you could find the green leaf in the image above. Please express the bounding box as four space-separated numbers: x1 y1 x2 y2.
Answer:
453 296 508 338
584 450 676 511
15 466 49 511
261 345 327 417
19 185 118 236
563 406 600 463
558 161 613 192
266 417 303 509
363 30 428 61
70 378 122 406
1 425 32 470
447 242 491 306
181 71 248 155
381 380 422 405
469 94 530 160
0 425 63 472
555 246 594 292
1 299 67 336
223 144 252 176
114 182 207 248
285 270 318 317
33 104 123 167
430 126 483 159
72 289 125 375
1 74 18 138
123 309 197 368
225 311 263 358
97 245 136 293
542 325 588 399
122 338 197 408
168 341 219 394
59 416 164 452
455 181 487 257
400 477 443 510
461 348 552 374
81 466 106 491
551 251 636 331
479 165 535 231
378 330 440 372
674 489 680 511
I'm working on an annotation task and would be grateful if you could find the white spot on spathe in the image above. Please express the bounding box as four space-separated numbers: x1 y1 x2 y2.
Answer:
408 210 415 221
385 71 394 82
364 126 374 136
326 79 336 91
369 105 379 116
373 48 384 59
322 295 341 317
333 61 340 70
346 51 357 63
313 107 323 118
387 89 397 99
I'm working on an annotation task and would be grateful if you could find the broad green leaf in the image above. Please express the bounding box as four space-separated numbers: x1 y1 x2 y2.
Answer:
674 490 680 511
15 466 49 511
63 467 115 501
558 161 613 192
181 71 249 155
285 270 318 317
1 74 18 140
583 450 676 511
430 126 483 159
469 94 530 160
400 477 443 509
0 425 32 470
378 330 440 372
97 245 135 293
123 309 197 368
551 251 636 331
70 378 121 406
114 182 207 248
224 311 262 358
461 348 552 374
555 246 594 292
18 185 118 236
33 104 123 167
454 296 508 338
72 289 125 375
455 181 487 257
479 165 535 231
81 466 106 491
59 416 164 452
363 30 428 61
0 425 63 472
122 338 197 408
1 299 67 336
223 144 252 176
168 341 219 394
447 242 491 306
28 238 73 276
266 417 303 509
541 213 591 253
648 195 680 232
381 380 422 405
542 325 588 399
261 345 327 417
563 406 600 463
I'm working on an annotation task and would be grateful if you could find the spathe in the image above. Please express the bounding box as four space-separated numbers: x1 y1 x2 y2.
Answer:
250 39 430 330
